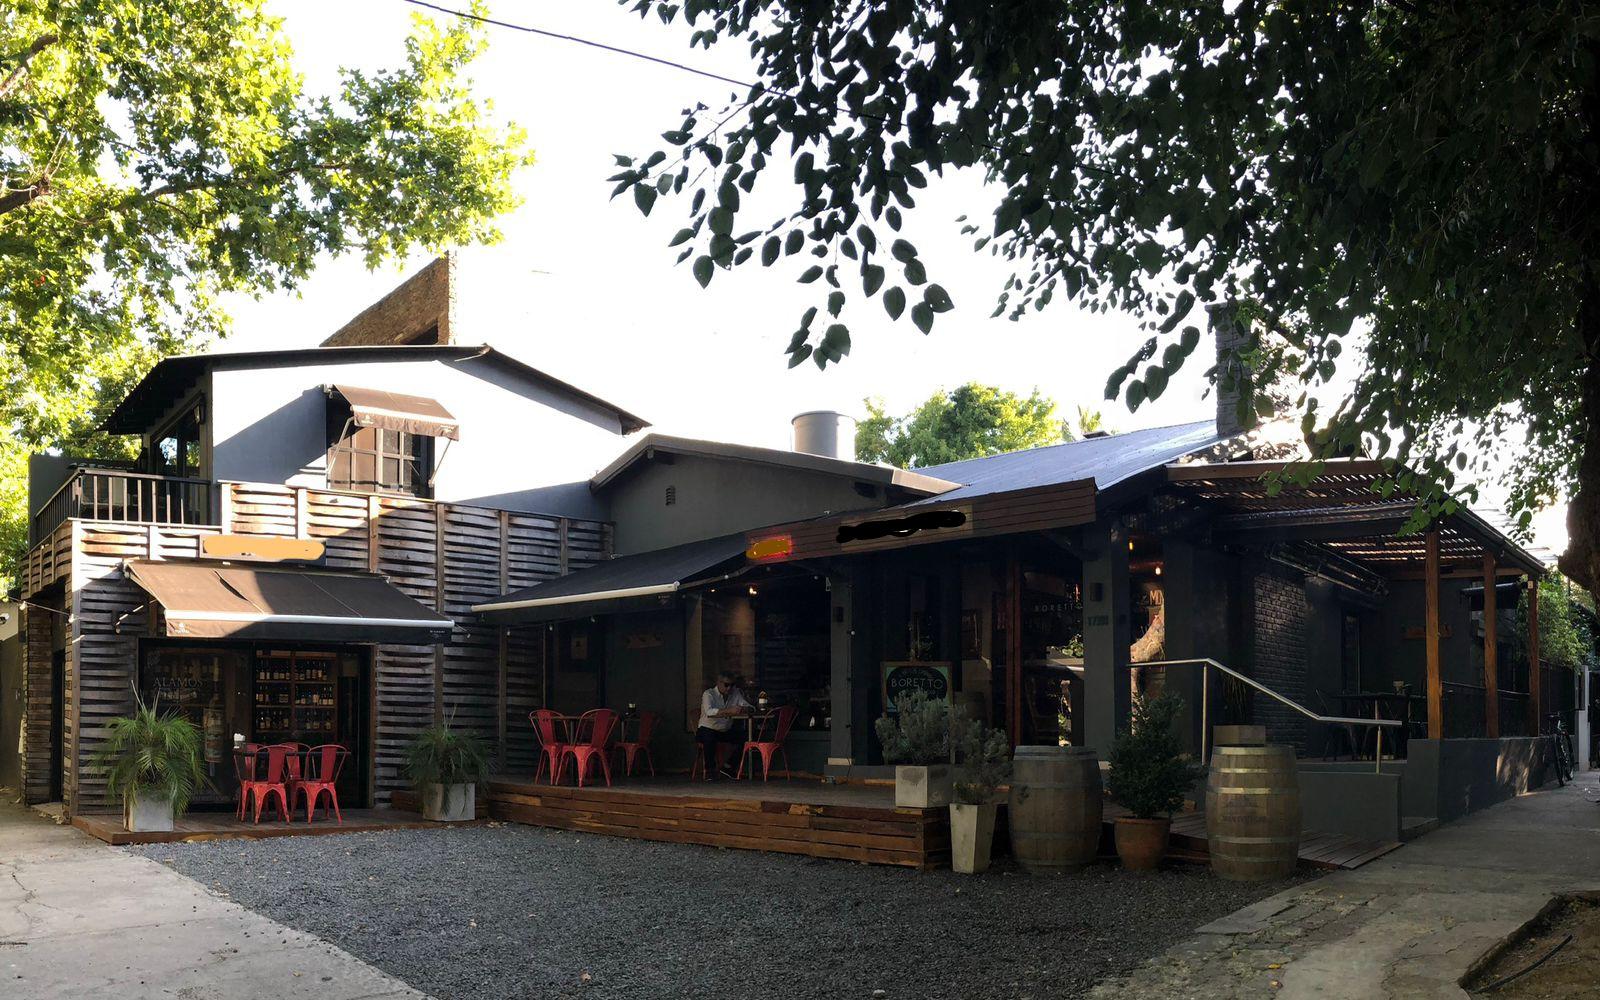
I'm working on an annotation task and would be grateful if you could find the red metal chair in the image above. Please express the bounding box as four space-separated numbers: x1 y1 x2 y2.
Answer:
689 740 733 781
290 744 350 824
244 744 294 823
738 706 799 781
559 709 618 787
529 709 571 785
232 744 262 820
612 710 658 777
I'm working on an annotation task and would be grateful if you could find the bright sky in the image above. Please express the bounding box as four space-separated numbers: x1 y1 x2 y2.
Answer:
227 0 1567 555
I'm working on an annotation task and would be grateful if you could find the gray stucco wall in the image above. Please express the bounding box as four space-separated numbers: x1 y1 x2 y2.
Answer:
0 603 20 790
604 453 889 555
208 355 627 520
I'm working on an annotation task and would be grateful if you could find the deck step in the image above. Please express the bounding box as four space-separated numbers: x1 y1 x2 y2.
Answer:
1400 815 1440 841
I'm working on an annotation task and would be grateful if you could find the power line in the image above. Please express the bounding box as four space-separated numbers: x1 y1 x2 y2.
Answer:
400 0 755 92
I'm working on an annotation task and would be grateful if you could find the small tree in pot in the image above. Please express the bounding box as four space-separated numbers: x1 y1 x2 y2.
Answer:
949 717 1012 874
406 719 490 822
874 690 952 808
91 694 205 834
1107 693 1202 871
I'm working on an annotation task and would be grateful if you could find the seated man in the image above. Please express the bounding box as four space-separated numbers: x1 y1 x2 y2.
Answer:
697 670 751 779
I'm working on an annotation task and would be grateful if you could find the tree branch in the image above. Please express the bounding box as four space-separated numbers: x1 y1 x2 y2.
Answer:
0 175 49 215
0 33 59 101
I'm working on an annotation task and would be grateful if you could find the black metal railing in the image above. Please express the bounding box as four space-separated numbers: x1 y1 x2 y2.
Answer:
32 467 216 541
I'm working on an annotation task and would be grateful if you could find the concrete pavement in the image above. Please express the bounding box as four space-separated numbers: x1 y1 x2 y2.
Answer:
0 797 426 999
1089 777 1600 998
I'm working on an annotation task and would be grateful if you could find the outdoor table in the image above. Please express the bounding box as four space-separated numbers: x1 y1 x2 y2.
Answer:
743 709 777 741
1335 693 1423 757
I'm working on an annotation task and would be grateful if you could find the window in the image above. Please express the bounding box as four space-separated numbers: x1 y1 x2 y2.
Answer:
150 403 204 478
327 419 433 498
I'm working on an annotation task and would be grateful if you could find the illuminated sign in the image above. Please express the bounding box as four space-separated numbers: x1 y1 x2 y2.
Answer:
746 535 794 562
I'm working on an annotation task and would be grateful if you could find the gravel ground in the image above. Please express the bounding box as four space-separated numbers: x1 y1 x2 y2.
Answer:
134 823 1307 1000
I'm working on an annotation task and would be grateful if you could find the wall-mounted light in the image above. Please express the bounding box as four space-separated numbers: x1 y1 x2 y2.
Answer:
1154 565 1163 577
748 586 759 597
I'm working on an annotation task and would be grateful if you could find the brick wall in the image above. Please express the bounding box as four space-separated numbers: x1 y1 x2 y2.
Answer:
1252 566 1308 751
320 253 455 347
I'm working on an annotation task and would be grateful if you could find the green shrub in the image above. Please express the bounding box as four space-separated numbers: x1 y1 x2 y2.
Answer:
952 716 1012 804
1107 693 1202 819
90 693 205 816
405 719 490 789
874 690 951 765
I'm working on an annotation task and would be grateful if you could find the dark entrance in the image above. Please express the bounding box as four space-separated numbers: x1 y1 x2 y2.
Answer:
49 649 64 802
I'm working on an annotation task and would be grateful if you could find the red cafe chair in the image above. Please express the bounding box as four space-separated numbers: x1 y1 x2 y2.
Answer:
530 709 571 785
612 710 658 778
291 744 350 824
247 744 294 823
738 705 799 782
559 709 618 788
232 743 262 821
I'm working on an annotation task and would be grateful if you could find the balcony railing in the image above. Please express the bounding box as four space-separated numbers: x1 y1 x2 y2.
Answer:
32 468 215 542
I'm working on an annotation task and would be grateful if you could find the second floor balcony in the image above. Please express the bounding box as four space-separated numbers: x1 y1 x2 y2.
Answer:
32 466 216 544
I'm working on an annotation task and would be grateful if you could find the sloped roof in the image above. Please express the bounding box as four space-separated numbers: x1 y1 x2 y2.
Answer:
104 344 649 436
589 433 958 496
907 419 1222 504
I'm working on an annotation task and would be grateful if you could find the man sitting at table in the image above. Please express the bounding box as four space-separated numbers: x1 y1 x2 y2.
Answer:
697 670 751 779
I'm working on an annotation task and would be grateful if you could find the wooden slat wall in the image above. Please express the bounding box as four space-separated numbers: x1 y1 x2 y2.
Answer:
20 596 57 803
25 480 608 812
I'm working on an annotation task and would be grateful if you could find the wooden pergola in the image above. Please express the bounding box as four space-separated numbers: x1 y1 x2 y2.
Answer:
1167 460 1549 740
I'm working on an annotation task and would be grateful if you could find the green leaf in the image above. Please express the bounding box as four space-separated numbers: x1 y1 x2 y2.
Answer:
692 255 714 288
862 263 885 295
798 265 824 283
904 259 927 285
633 184 657 216
884 286 907 320
910 302 934 334
923 284 953 313
761 236 780 266
890 239 917 263
668 227 694 247
828 290 845 316
785 230 805 255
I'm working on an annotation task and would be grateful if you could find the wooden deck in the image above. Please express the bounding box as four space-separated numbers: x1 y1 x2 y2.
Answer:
486 776 949 869
72 807 456 846
1103 804 1402 871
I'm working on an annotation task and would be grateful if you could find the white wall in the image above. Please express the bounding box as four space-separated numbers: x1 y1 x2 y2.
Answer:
208 355 633 520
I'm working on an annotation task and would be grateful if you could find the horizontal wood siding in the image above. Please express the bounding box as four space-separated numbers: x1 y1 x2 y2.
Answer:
20 596 56 803
26 480 607 813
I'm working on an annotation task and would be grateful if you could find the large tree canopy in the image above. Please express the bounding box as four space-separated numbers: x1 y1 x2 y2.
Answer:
0 0 529 588
613 1 1600 581
856 383 1064 467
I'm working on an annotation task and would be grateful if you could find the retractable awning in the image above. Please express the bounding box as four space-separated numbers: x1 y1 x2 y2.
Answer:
329 384 460 441
124 560 454 643
473 533 748 624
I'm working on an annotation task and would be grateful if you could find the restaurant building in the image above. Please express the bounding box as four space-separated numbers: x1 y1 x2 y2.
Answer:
10 258 1574 849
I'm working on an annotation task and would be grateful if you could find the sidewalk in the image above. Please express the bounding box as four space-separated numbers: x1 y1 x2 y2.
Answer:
1090 777 1600 999
0 797 425 999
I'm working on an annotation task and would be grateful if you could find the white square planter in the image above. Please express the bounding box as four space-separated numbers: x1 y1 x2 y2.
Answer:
421 782 476 822
894 764 952 809
949 802 998 874
125 792 175 833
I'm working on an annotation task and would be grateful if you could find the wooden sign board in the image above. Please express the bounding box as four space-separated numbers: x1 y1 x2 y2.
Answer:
201 534 325 563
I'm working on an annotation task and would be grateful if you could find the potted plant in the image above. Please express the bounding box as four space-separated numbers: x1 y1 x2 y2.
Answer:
949 717 1012 874
91 694 205 834
874 690 953 808
405 719 490 822
1106 693 1202 871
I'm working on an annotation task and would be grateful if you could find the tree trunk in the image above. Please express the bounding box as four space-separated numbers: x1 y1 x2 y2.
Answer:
1564 288 1600 591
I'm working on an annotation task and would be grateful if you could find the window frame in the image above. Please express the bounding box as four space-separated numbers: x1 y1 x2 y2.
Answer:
325 403 435 499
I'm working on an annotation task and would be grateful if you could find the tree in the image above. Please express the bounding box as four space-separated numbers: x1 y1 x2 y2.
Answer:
1518 577 1595 675
612 2 1600 586
855 382 1063 468
0 1 529 589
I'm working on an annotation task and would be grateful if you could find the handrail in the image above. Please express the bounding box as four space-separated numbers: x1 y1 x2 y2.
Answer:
1134 657 1402 771
31 466 216 542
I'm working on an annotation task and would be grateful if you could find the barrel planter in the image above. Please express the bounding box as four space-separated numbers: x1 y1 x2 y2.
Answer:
1007 746 1103 872
1205 745 1301 881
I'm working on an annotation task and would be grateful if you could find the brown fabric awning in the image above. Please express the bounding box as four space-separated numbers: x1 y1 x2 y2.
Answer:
124 560 454 643
330 384 460 441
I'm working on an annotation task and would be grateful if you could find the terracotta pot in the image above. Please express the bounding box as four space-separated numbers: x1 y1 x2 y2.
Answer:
1114 816 1171 871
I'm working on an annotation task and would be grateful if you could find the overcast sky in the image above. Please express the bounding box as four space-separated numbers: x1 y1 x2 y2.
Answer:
228 0 1566 554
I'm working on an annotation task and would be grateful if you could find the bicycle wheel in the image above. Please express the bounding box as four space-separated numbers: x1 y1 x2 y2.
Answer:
1552 733 1570 786
1562 733 1576 783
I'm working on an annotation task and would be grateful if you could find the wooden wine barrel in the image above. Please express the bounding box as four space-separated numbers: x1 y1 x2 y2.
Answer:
1205 745 1301 881
1007 746 1103 872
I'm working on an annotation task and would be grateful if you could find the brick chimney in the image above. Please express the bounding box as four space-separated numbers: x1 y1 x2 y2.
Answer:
1212 307 1257 439
321 253 457 348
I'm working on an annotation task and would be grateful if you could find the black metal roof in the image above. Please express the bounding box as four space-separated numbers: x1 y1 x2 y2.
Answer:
473 532 748 622
103 344 650 436
907 419 1222 504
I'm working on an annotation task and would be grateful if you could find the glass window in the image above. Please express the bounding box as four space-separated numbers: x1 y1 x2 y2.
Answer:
150 403 204 478
326 412 433 498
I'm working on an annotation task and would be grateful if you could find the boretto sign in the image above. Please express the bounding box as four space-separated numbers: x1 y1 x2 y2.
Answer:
882 663 951 714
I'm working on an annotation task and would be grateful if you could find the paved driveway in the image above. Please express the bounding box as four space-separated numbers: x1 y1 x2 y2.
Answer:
1089 777 1600 999
0 798 424 1000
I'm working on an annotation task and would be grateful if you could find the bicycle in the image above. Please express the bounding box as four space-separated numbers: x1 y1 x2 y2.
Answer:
1545 712 1574 787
